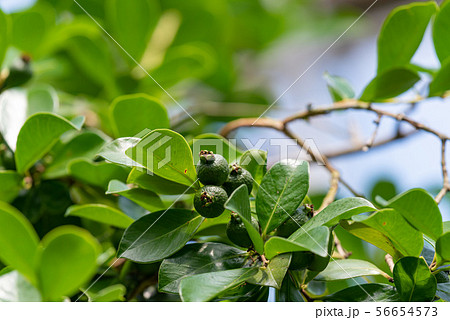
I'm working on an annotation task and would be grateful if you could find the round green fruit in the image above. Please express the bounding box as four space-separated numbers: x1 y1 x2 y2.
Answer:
223 163 253 196
276 204 313 237
196 150 229 186
226 213 258 248
289 251 314 270
193 185 228 218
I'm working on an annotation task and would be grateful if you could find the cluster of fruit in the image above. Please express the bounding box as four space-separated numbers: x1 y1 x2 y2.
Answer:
193 150 254 247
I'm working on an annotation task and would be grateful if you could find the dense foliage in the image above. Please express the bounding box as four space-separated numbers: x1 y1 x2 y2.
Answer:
0 0 450 302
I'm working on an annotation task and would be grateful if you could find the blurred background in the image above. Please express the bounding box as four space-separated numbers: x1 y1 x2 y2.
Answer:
0 0 448 279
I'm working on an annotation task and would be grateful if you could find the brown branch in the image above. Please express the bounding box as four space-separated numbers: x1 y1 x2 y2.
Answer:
334 232 352 259
220 99 450 204
385 254 395 274
435 139 449 204
363 114 383 152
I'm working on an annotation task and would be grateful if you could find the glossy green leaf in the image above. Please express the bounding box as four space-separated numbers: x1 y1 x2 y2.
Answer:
429 58 450 97
98 137 142 167
126 129 199 189
65 204 134 229
351 209 424 257
436 232 450 266
387 188 442 240
191 133 242 164
239 149 267 195
179 268 258 302
247 254 291 289
37 226 100 301
127 167 195 195
0 271 41 302
323 72 355 101
291 197 375 238
118 209 203 262
44 131 106 179
110 94 169 138
11 9 49 55
14 113 78 173
158 242 247 294
0 171 23 203
433 0 450 63
315 259 389 281
106 0 159 61
340 220 403 260
360 68 420 102
0 202 39 283
0 87 58 151
68 159 129 189
225 185 264 253
265 226 329 259
106 180 165 212
256 160 309 236
393 256 437 302
324 283 400 302
377 1 437 73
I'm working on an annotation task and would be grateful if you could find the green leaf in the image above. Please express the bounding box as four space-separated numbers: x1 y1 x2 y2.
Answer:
393 256 437 302
387 188 442 240
126 129 199 189
44 131 107 179
256 160 309 236
340 220 403 260
11 9 49 55
190 133 242 164
360 67 420 102
106 180 165 212
0 10 9 68
110 94 169 138
158 242 247 294
68 159 129 189
179 268 258 302
291 197 375 238
436 232 450 266
239 149 267 195
429 58 450 97
433 0 450 63
127 167 196 195
0 270 41 302
98 137 142 167
324 283 400 302
14 113 79 173
351 209 424 257
323 72 355 101
247 254 291 289
265 226 330 260
37 226 100 301
276 274 305 302
118 209 203 263
0 171 23 203
106 0 159 61
315 259 389 281
89 284 126 302
0 201 39 283
377 1 437 73
65 204 134 229
224 185 264 253
0 87 58 151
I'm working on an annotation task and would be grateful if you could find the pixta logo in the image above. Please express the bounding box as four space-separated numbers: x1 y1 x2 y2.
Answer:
131 131 172 175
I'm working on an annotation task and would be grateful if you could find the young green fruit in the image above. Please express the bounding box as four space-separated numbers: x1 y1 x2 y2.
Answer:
223 163 253 196
196 150 229 186
276 204 314 237
193 185 228 218
226 212 258 248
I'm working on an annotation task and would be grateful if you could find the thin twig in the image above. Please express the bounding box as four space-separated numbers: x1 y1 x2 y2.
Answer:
435 139 449 204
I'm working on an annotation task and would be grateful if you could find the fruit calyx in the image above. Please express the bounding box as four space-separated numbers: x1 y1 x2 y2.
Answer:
199 150 216 164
